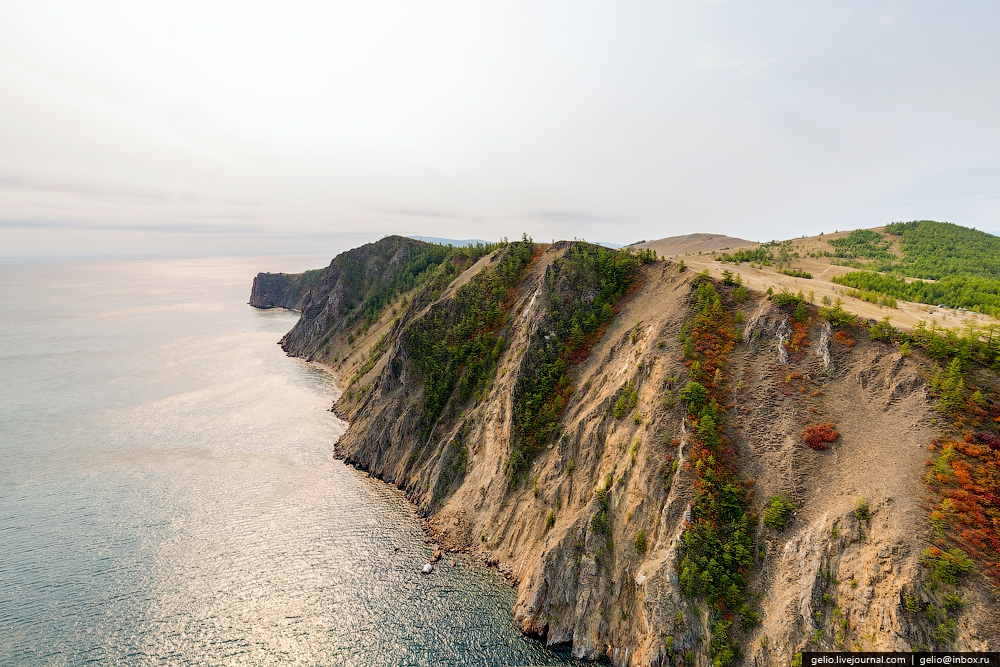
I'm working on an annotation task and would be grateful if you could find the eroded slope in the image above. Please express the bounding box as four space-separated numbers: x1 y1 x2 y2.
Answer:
258 240 1000 665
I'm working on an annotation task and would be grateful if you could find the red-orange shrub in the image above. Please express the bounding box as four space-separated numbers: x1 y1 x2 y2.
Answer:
833 331 855 347
801 423 839 450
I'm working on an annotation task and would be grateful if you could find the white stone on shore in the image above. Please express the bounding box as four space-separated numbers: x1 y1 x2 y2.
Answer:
421 563 433 574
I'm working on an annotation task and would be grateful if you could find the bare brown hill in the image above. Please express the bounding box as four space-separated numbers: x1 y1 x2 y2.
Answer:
633 233 757 258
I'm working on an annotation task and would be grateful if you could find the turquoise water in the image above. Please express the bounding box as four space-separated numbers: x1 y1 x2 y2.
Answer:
0 257 571 666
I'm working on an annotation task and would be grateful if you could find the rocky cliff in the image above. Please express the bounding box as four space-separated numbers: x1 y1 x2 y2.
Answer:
249 269 321 310
254 238 1000 665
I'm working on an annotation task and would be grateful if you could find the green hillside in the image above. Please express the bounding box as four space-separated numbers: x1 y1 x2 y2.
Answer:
830 221 1000 318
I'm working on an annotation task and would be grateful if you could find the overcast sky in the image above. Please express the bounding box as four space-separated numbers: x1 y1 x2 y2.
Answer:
1 1 998 258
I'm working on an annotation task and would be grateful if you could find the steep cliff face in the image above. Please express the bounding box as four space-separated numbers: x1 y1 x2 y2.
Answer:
249 270 321 310
259 240 1000 664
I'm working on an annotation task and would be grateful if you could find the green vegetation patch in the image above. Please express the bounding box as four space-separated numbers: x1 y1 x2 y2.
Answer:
920 547 974 585
431 427 471 505
818 298 857 327
763 494 795 530
826 229 894 261
635 529 648 554
781 268 813 279
613 381 639 419
885 220 1000 280
717 246 772 265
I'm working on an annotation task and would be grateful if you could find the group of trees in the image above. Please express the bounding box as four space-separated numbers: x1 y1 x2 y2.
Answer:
860 316 1000 371
403 239 534 442
716 246 772 265
716 240 806 272
507 244 648 481
827 222 1000 317
833 271 1000 319
676 277 754 667
825 228 894 261
884 220 1000 280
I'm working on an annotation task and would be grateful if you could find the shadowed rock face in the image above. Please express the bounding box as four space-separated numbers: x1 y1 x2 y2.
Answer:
258 240 1000 665
249 271 317 310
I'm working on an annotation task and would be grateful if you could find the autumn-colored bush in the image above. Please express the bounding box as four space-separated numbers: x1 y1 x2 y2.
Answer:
975 431 1000 451
801 423 840 450
833 331 855 347
787 320 809 356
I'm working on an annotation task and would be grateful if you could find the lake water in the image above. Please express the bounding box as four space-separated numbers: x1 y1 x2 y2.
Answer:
0 257 571 667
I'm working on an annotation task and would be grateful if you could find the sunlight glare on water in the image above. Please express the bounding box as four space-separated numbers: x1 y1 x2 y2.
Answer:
0 257 572 667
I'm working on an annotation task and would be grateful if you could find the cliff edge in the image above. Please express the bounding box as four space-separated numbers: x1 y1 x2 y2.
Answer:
249 269 321 310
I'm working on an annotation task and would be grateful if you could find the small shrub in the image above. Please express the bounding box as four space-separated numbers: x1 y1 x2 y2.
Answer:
819 298 857 327
833 330 856 347
631 320 643 344
934 618 957 645
801 423 840 450
635 529 648 554
899 341 911 357
792 302 809 323
739 605 762 630
772 288 803 310
903 592 924 613
679 381 708 411
943 592 964 613
975 431 1000 451
855 498 871 522
869 316 897 343
920 547 974 584
613 382 639 419
763 493 796 530
591 487 610 533
545 510 556 530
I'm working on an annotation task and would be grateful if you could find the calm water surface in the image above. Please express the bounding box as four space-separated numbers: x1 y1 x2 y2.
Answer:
0 257 571 666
